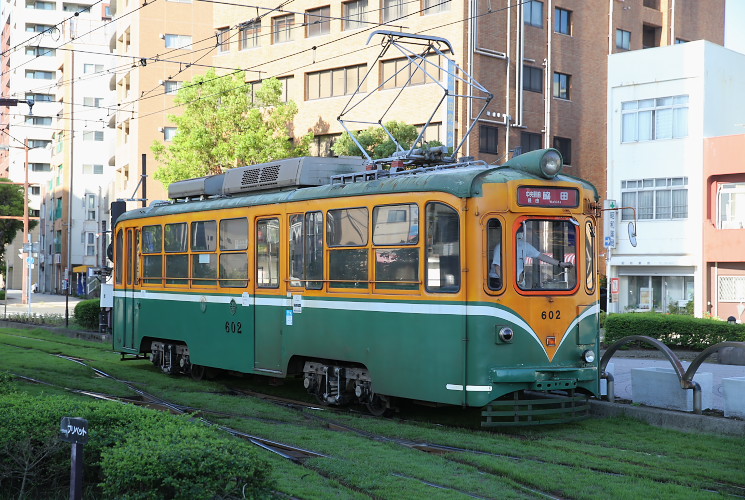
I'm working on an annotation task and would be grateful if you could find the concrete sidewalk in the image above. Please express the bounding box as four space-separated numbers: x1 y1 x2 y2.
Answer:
1 289 84 316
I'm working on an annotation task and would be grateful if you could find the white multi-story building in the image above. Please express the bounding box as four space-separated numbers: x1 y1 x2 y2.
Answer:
606 40 745 320
0 0 115 295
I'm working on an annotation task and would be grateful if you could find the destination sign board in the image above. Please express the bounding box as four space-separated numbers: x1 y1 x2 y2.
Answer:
517 186 579 208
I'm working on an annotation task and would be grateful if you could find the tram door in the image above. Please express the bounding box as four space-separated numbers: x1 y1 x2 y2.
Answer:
122 228 137 350
253 217 284 374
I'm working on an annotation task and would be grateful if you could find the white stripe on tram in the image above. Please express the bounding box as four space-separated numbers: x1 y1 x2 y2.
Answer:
112 290 598 363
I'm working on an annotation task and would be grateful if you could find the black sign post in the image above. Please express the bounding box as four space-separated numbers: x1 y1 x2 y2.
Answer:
60 417 89 500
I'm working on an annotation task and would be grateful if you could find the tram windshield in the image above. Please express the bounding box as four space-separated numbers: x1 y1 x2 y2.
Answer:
515 219 577 291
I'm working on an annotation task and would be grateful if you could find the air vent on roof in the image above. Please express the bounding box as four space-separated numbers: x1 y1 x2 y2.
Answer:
168 157 367 200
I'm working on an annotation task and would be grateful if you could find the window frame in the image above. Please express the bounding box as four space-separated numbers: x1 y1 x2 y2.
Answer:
554 7 571 35
524 0 544 28
479 125 498 155
306 6 330 38
553 72 571 100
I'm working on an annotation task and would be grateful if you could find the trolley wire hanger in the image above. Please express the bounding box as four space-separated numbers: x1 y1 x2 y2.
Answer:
337 30 493 168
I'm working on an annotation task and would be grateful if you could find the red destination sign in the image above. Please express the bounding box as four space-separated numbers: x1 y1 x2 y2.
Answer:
517 186 579 208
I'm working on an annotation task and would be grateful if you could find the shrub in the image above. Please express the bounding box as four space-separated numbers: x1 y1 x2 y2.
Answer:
0 393 274 499
604 312 745 349
73 299 100 330
0 289 5 300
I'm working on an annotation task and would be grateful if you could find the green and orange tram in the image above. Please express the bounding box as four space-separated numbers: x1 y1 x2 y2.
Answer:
111 149 601 425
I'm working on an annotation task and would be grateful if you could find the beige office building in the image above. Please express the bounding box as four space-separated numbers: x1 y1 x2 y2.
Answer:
111 0 724 210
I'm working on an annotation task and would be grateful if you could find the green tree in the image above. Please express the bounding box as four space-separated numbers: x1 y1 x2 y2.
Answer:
332 121 421 159
152 70 313 187
0 178 36 269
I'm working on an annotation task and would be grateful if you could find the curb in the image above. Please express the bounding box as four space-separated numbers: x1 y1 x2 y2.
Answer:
590 399 745 436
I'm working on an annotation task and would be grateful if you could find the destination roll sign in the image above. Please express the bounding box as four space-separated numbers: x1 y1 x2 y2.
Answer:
60 417 89 444
517 186 579 208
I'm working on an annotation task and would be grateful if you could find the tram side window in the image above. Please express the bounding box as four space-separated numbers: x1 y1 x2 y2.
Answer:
257 218 280 288
164 222 188 285
426 203 460 293
219 217 248 288
373 204 419 290
126 230 133 286
585 221 595 292
141 225 162 284
289 212 324 290
328 207 369 289
487 219 503 290
115 229 123 285
191 220 217 286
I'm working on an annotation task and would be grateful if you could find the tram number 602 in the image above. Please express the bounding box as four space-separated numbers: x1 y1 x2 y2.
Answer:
541 310 561 320
225 321 242 334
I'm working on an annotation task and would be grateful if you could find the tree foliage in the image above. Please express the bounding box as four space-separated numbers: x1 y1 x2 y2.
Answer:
0 178 36 268
152 70 313 187
332 121 422 159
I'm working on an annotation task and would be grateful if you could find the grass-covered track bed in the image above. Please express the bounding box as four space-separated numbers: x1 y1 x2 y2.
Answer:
1 327 744 499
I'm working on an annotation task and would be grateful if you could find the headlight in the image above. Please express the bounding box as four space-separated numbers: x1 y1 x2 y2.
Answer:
498 327 514 343
582 349 595 363
540 149 563 178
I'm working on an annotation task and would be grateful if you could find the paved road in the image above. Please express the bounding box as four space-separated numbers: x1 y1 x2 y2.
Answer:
1 289 84 317
603 356 745 412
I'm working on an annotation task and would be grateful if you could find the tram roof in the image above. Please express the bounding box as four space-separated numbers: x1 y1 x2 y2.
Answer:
117 165 598 223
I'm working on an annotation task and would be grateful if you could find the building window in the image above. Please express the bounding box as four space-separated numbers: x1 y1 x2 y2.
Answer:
381 54 442 89
30 186 41 195
83 131 104 141
164 80 182 94
85 232 96 256
85 193 97 220
164 127 177 141
616 29 631 50
343 0 369 30
553 136 571 165
273 14 294 44
621 177 688 220
423 0 450 13
523 65 542 93
521 132 542 153
383 0 407 22
83 64 104 74
643 24 660 48
28 139 51 149
306 6 330 37
25 46 55 56
25 70 54 80
83 164 104 175
216 27 230 52
621 95 688 143
83 97 103 107
25 93 54 102
26 1 55 9
306 65 366 100
164 34 192 49
553 72 570 100
524 0 543 28
26 116 52 126
675 38 688 44
554 7 570 35
238 21 260 50
718 183 745 229
30 163 51 172
479 125 498 154
26 23 53 32
719 276 745 302
249 76 292 104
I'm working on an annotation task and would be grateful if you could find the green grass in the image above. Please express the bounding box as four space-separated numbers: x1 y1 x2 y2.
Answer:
1 327 744 500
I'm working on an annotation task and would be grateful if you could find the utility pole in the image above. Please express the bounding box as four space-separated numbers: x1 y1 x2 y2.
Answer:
0 98 35 304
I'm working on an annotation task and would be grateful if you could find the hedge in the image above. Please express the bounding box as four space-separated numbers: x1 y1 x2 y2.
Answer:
73 298 101 330
0 390 275 499
604 312 745 349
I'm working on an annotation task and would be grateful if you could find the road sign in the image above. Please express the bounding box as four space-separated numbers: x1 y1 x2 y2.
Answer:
603 199 617 248
26 256 34 264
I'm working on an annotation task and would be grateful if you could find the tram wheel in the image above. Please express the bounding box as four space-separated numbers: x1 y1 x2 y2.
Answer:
366 395 390 417
190 364 206 381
